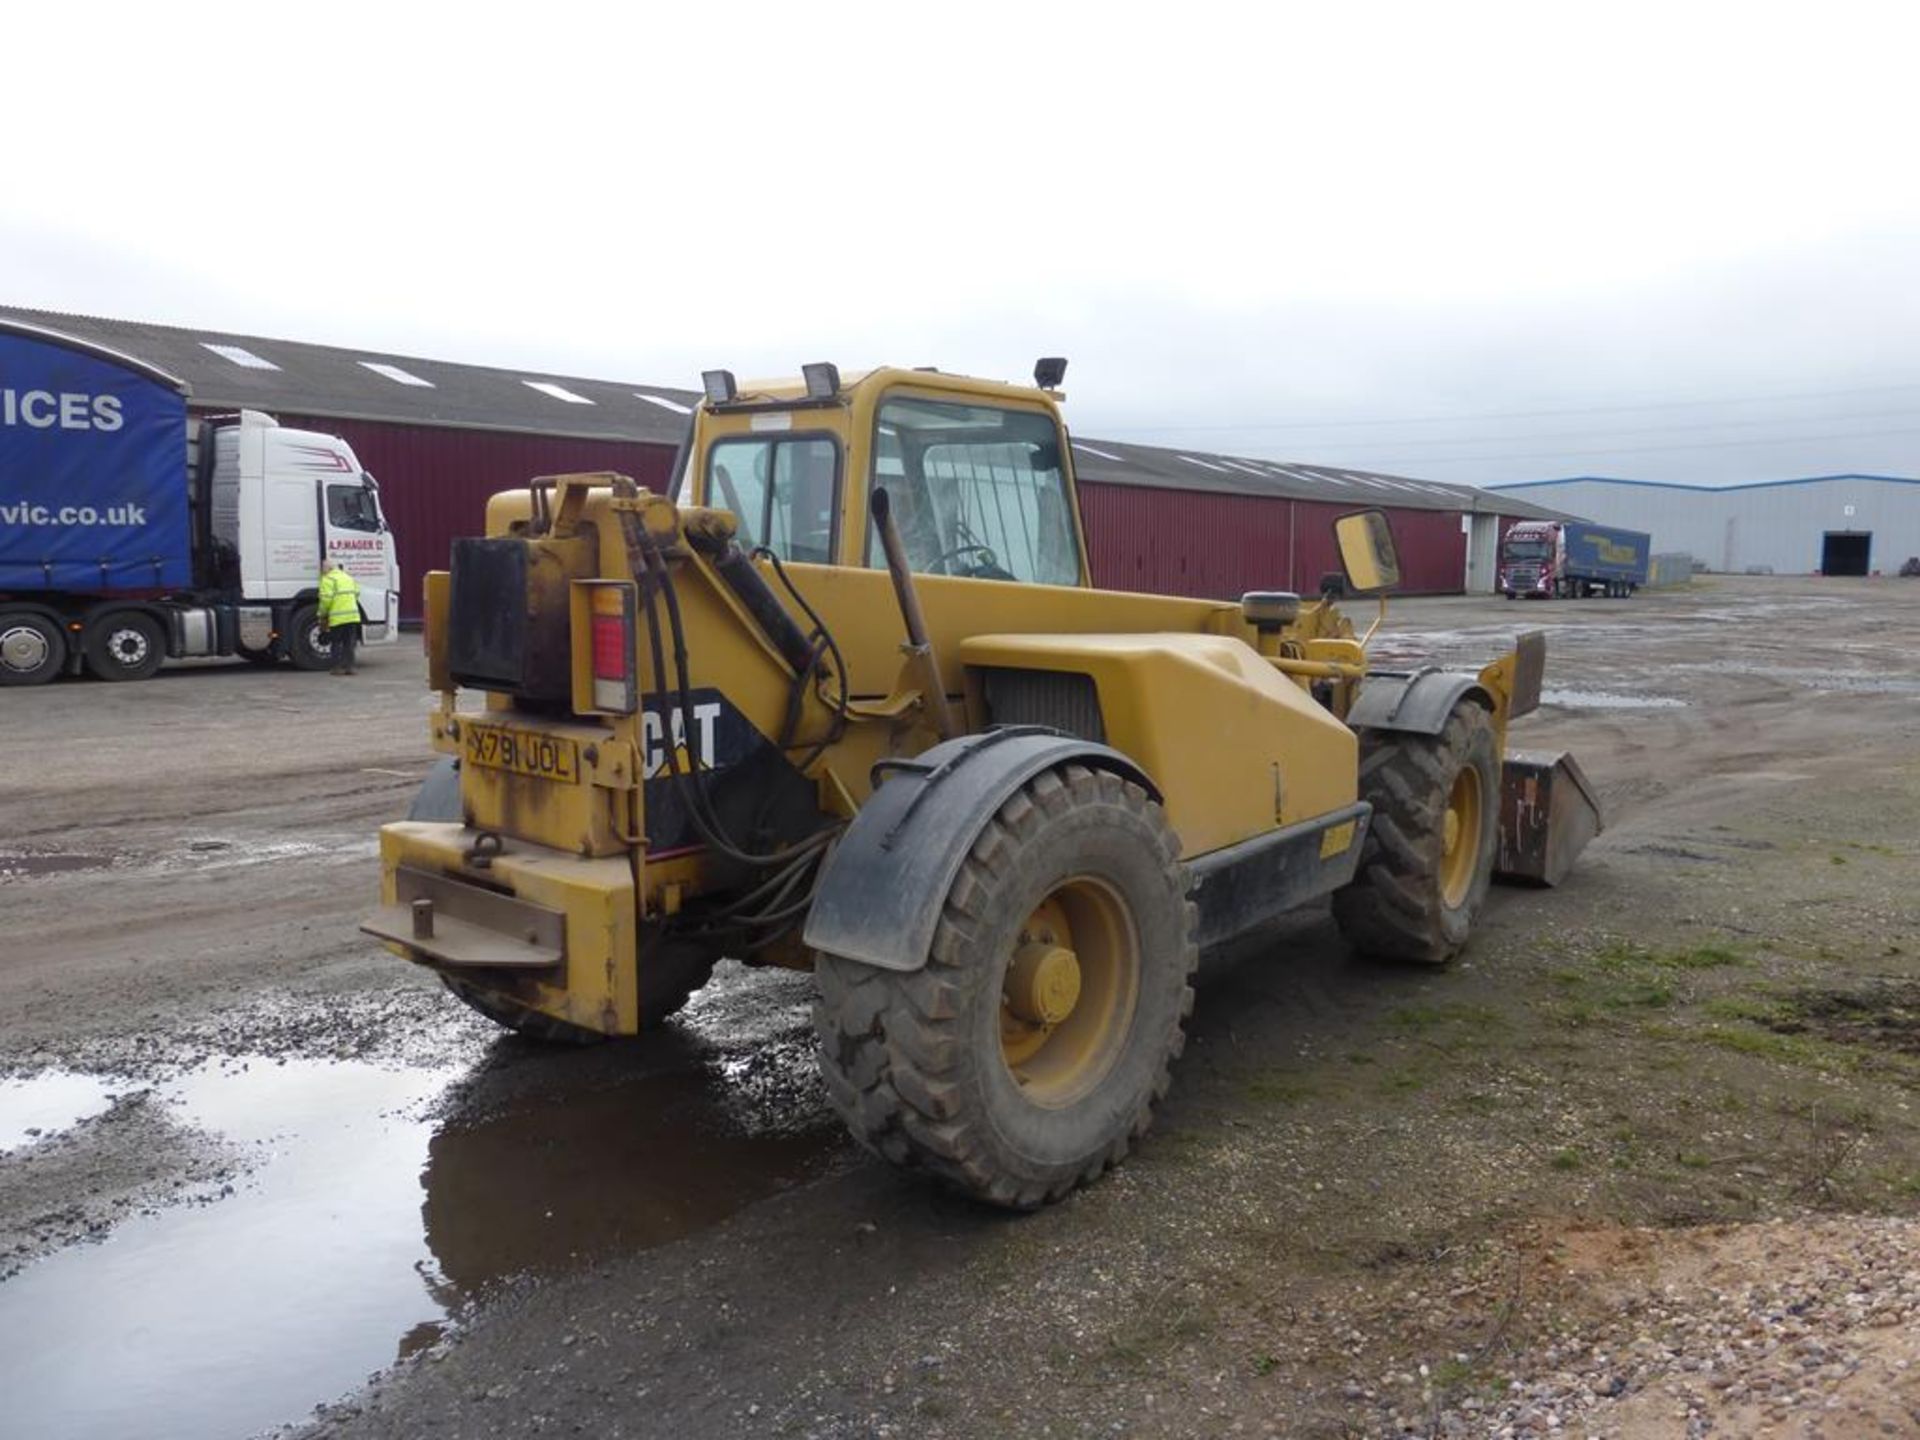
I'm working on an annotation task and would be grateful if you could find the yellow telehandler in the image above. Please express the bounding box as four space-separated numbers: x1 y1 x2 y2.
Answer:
363 360 1600 1208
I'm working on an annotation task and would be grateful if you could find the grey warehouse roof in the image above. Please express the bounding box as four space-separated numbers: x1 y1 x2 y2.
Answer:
1492 473 1920 495
0 305 1563 518
1066 435 1568 518
0 305 700 447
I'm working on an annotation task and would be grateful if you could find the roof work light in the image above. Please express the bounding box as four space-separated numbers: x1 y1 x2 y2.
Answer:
801 362 841 399
1033 356 1068 390
701 369 738 405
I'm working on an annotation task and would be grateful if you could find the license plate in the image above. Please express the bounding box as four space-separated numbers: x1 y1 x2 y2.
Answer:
463 725 580 783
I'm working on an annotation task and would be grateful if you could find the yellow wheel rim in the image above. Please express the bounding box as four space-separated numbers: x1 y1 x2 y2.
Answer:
999 879 1140 1107
1439 764 1483 909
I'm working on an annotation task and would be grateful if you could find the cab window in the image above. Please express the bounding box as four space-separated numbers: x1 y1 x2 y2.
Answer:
327 483 383 533
869 397 1080 585
706 435 838 564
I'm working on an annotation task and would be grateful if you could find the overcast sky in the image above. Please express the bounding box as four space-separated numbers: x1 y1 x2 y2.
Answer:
6 2 1918 485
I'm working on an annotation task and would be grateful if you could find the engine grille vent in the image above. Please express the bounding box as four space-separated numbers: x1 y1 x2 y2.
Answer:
980 668 1105 743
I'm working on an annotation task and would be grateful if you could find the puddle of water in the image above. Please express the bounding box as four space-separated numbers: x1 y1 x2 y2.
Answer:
1539 688 1687 710
0 1060 458 1440
0 1020 841 1440
0 852 113 881
0 1071 117 1150
423 1043 838 1295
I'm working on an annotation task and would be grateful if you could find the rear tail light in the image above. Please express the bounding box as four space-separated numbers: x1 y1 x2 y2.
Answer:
585 582 638 713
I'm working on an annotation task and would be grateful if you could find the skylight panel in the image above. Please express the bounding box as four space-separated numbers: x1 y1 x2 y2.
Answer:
1219 459 1273 477
1177 455 1232 474
202 342 279 370
523 380 594 405
635 393 693 415
1277 467 1328 484
1072 442 1123 462
359 360 434 388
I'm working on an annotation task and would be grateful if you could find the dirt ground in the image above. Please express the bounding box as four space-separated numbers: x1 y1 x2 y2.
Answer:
1 575 1916 1440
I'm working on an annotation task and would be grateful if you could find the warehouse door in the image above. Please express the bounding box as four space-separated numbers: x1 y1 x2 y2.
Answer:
1821 531 1871 576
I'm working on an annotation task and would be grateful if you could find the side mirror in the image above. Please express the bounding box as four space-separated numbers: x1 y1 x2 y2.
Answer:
1333 510 1402 594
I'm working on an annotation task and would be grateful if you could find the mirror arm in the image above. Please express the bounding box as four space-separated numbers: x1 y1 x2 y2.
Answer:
1358 594 1387 649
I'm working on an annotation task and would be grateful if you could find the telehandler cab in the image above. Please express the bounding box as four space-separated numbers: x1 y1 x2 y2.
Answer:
364 359 1600 1207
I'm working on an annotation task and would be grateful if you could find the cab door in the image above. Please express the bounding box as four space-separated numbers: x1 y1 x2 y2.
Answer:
321 478 396 635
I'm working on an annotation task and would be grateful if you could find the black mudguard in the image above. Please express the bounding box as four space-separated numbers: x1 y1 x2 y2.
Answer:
801 728 1158 972
1347 669 1494 737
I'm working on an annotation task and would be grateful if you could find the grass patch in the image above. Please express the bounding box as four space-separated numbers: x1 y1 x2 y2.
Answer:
1703 995 1785 1023
1699 1025 1832 1067
1547 1000 1602 1029
1429 1358 1482 1390
1245 1075 1319 1105
1594 939 1746 973
1657 944 1747 970
1549 1149 1582 1171
1389 1002 1506 1033
1607 980 1676 1010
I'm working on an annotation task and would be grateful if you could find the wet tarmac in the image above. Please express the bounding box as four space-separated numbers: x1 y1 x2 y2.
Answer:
0 968 844 1440
0 852 113 881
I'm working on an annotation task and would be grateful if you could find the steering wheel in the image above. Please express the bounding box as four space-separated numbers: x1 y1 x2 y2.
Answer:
929 543 1014 580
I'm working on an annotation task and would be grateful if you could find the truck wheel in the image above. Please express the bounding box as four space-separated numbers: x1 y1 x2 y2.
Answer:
1334 701 1499 966
0 611 66 686
813 764 1198 1209
286 604 331 671
83 611 165 681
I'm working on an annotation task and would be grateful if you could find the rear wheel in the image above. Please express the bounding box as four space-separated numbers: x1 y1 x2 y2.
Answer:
84 610 165 681
286 604 331 671
411 758 713 1041
0 611 66 686
813 764 1197 1209
1334 702 1499 965
439 977 606 1045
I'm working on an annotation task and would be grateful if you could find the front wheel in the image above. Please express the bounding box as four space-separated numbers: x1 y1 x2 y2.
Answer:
286 604 331 671
813 764 1197 1209
1334 702 1499 965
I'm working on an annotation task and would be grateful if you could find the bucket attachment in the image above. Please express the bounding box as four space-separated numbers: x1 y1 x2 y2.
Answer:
1494 749 1604 887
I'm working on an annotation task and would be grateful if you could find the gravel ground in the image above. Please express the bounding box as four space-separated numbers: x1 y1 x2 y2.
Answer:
1323 1217 1920 1438
1 577 1916 1440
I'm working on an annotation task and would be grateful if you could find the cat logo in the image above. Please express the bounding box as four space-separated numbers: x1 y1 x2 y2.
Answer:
641 700 722 779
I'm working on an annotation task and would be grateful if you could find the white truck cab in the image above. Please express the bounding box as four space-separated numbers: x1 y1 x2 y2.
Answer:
211 411 401 660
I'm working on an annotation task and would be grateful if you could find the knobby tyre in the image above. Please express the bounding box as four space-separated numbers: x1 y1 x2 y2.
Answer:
1333 701 1499 966
812 764 1197 1209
